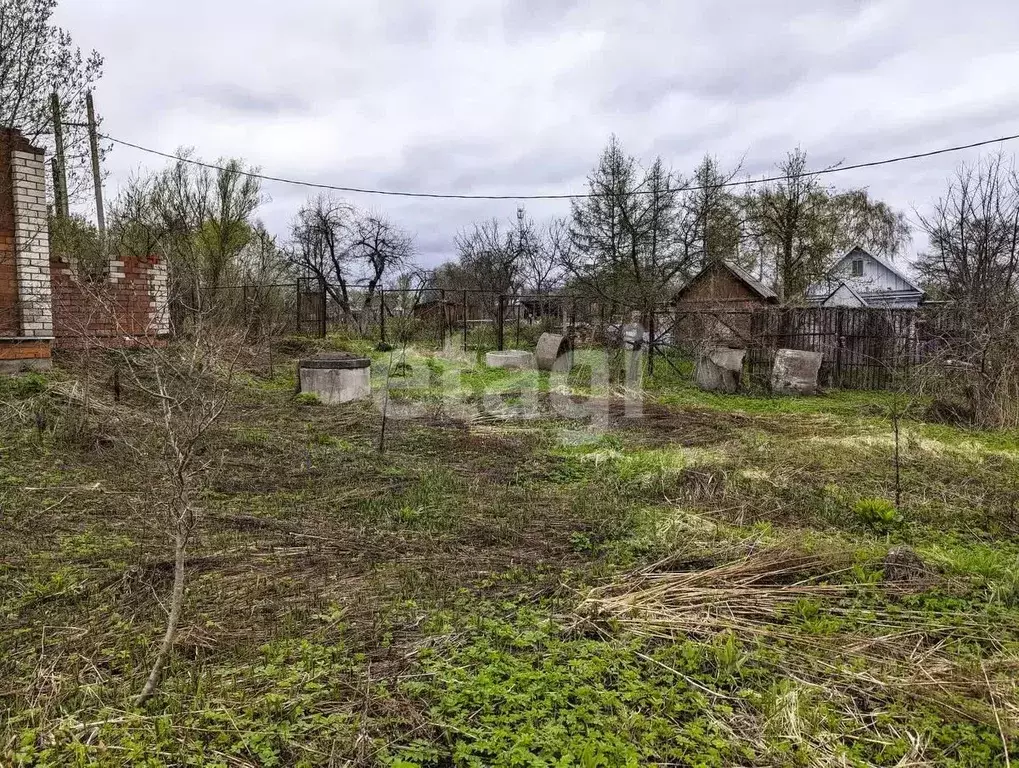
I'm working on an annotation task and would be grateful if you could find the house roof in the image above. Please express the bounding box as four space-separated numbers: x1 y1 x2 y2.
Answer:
839 246 923 295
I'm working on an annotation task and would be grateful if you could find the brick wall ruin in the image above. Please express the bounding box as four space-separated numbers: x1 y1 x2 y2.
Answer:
50 254 169 348
0 128 169 372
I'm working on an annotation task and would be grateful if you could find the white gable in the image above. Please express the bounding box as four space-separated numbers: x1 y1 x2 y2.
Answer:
807 248 923 308
821 282 867 308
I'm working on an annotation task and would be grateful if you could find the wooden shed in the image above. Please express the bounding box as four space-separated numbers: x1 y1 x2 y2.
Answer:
671 261 778 349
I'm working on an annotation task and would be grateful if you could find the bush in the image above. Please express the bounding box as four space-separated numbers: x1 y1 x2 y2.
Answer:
853 498 902 536
0 372 48 399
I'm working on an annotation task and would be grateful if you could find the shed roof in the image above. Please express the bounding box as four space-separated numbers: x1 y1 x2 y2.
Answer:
673 261 778 303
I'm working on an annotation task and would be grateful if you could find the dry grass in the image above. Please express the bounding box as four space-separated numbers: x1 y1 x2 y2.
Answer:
576 538 1019 756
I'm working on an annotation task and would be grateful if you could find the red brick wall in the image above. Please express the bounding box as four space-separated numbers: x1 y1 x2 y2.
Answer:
51 255 165 348
0 338 50 361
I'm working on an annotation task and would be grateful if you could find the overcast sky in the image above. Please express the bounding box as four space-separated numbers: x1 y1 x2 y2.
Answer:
56 0 1019 269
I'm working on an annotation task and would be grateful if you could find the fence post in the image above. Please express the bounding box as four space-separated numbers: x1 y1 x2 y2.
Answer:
516 302 521 347
834 308 844 388
317 276 327 339
497 294 505 351
439 289 446 349
462 290 468 352
296 280 302 334
648 309 656 378
379 286 386 344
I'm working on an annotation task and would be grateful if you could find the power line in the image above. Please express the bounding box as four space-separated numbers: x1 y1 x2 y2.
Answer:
94 129 1019 201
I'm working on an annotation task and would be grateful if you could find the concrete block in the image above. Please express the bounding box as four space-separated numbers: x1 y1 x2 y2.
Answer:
0 358 52 374
771 349 823 395
695 346 746 393
535 333 573 372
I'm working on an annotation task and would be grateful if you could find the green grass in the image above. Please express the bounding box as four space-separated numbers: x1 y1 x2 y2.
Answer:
2 350 1019 767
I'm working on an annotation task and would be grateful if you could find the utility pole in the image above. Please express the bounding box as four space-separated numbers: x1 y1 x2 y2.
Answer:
50 159 66 218
86 91 105 237
50 93 69 217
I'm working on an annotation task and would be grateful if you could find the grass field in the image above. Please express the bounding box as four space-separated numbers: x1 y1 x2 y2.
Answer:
2 338 1018 767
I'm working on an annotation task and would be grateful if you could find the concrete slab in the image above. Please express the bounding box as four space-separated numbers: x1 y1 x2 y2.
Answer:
771 348 823 395
695 346 746 393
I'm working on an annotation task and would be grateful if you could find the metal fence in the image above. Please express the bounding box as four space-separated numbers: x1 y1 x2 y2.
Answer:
291 280 574 352
206 281 967 391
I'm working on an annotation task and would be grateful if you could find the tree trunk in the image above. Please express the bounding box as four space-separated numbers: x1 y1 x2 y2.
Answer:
135 532 187 706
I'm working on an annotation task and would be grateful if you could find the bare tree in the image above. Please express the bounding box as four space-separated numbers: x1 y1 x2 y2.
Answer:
288 194 355 318
55 256 245 706
916 154 1019 310
0 0 105 203
131 328 240 706
347 210 414 322
518 211 566 298
287 196 413 330
747 148 910 301
454 217 521 296
915 154 1019 427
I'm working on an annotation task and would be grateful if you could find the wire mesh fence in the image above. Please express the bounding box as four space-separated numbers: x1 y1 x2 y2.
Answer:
198 280 972 391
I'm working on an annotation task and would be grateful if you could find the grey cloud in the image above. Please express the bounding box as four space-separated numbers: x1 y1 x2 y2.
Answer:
500 0 582 41
52 0 1019 271
191 84 311 116
599 28 904 112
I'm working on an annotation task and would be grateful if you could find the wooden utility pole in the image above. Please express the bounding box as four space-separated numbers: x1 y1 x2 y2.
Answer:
85 91 105 237
50 93 69 217
50 159 66 218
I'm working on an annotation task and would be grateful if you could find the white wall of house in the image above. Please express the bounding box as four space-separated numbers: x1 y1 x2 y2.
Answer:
807 248 923 308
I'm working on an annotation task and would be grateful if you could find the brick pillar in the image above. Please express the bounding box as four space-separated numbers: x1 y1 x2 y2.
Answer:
148 259 171 335
11 143 53 338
